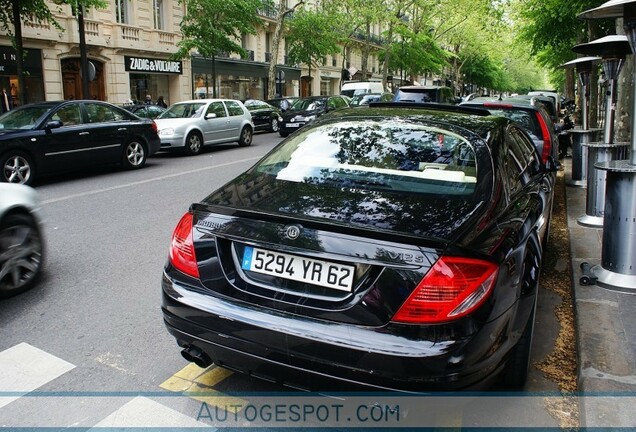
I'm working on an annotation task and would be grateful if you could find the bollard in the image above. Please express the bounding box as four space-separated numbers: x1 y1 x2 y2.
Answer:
577 142 629 228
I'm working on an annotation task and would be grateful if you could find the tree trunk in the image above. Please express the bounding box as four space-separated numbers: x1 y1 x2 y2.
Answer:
267 1 287 99
381 21 395 90
12 0 26 106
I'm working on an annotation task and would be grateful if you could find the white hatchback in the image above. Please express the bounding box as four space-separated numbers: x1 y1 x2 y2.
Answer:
154 99 254 155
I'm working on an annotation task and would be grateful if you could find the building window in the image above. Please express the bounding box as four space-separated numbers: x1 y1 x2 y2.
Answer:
116 0 129 24
153 0 164 30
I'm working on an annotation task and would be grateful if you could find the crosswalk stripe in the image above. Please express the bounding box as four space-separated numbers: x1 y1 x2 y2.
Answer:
0 342 75 409
91 396 212 428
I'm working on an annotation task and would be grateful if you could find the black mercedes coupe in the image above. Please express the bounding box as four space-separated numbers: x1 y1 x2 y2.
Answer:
161 103 557 392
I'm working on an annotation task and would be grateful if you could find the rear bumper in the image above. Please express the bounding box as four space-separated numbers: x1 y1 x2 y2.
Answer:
161 272 516 393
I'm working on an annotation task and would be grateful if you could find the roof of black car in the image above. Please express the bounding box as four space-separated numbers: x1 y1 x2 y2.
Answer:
324 102 508 140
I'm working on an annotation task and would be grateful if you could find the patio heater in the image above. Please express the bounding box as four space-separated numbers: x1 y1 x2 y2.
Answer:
561 56 602 187
572 35 631 228
579 0 636 292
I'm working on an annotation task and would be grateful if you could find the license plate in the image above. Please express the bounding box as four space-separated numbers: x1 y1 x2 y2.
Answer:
286 123 301 128
241 246 354 292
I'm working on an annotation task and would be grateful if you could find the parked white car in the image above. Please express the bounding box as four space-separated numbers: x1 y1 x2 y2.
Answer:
154 99 254 155
0 183 44 298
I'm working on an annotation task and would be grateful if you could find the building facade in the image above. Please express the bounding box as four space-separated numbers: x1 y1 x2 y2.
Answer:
0 0 388 106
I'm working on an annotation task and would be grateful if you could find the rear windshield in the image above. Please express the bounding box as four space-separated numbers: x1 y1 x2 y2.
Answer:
254 119 477 196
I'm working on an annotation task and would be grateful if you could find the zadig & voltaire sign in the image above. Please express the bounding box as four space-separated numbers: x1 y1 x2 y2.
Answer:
124 56 182 74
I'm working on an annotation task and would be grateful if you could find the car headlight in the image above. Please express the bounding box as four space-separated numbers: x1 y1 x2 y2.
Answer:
159 128 175 136
303 115 317 122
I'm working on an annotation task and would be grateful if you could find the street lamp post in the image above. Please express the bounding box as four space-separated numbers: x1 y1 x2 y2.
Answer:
561 56 602 187
572 36 631 228
579 0 636 292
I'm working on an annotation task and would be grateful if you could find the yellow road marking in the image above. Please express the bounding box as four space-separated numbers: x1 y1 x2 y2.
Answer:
160 364 247 409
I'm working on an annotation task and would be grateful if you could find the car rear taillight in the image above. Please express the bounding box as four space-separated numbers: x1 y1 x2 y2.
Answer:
536 112 552 163
392 256 498 324
169 212 200 278
151 120 158 134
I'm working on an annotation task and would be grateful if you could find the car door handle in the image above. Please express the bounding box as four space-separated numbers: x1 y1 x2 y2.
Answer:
79 131 90 136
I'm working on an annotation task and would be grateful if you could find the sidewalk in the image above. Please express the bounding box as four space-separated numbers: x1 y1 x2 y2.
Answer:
564 159 636 427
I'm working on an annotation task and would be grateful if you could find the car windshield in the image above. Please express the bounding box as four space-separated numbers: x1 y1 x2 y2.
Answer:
0 105 52 130
291 98 325 111
254 119 477 196
158 103 205 119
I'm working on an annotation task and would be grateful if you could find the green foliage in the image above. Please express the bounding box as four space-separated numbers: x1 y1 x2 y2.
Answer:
285 8 344 73
381 24 448 78
513 0 614 87
174 0 269 60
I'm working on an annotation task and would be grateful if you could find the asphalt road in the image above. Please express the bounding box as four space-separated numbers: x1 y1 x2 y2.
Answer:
0 130 565 428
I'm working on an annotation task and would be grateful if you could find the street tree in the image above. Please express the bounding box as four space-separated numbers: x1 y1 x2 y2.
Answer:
174 0 268 98
285 7 343 96
265 0 304 99
0 0 105 105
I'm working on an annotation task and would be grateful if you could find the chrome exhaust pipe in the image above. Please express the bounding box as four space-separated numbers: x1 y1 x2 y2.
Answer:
180 345 212 368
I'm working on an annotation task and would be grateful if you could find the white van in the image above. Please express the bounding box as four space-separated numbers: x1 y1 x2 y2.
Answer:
340 81 385 98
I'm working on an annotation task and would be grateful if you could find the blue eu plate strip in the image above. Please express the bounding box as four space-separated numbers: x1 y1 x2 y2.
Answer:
241 246 253 270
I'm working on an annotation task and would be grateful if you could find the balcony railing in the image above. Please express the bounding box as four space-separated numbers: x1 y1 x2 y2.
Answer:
352 32 384 46
121 25 140 41
84 19 99 37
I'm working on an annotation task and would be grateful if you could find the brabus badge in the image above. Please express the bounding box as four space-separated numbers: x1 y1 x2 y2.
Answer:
284 225 302 240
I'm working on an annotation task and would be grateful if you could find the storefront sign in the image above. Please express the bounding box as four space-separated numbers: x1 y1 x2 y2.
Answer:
0 47 42 75
125 56 182 74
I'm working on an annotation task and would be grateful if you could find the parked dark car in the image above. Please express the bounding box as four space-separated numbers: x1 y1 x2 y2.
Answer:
278 95 349 137
0 183 44 298
243 99 283 133
393 85 456 104
461 98 558 165
162 103 558 392
0 100 161 185
265 97 298 112
124 103 167 119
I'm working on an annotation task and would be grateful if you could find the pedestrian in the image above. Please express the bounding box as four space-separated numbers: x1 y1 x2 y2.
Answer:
1 88 12 113
156 95 167 108
145 94 152 105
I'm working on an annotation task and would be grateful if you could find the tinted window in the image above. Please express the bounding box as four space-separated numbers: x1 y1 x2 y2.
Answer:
254 119 478 196
207 102 227 118
505 126 541 190
225 101 246 116
52 104 82 125
85 103 128 122
160 103 206 119
484 108 541 139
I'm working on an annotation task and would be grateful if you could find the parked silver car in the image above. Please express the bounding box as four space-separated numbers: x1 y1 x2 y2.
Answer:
154 99 254 155
0 183 44 298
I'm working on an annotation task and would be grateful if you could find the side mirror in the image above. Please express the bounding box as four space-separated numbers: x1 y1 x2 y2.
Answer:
45 120 63 131
205 113 217 120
